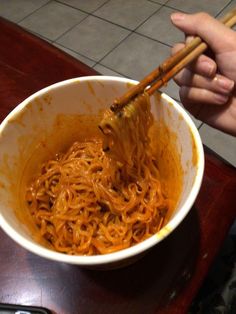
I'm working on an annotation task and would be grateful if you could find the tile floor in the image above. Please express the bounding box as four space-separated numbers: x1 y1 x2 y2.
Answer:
0 0 236 166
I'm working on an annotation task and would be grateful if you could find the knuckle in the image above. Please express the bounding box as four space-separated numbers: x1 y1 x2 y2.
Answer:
173 73 182 85
171 43 184 55
179 86 189 101
197 57 217 77
178 69 193 86
195 12 211 21
194 12 212 32
200 88 209 98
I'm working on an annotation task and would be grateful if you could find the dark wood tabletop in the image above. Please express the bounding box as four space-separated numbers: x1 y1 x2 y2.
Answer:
0 17 236 314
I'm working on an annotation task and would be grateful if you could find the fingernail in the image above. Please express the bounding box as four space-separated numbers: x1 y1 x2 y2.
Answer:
171 12 186 22
216 76 234 92
202 61 216 77
214 93 229 104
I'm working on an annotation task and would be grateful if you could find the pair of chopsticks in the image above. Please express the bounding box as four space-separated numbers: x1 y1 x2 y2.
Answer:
111 8 236 112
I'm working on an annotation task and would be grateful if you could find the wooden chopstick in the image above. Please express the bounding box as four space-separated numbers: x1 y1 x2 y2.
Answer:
111 8 236 112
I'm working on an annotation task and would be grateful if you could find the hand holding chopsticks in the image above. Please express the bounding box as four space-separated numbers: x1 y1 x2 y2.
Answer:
111 8 236 113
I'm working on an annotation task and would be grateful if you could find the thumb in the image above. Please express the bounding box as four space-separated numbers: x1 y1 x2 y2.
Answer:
171 12 236 53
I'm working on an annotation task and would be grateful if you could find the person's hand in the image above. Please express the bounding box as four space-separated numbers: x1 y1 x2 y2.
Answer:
171 12 236 136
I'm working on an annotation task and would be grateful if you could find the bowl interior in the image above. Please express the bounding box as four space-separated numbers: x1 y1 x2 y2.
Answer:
0 76 203 265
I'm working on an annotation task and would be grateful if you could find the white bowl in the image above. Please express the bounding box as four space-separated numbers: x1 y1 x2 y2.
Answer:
0 76 204 268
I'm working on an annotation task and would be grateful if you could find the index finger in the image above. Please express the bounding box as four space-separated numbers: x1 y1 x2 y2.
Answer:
171 12 236 54
172 43 217 78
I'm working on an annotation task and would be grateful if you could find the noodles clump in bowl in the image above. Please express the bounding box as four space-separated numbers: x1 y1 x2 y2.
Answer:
26 93 170 255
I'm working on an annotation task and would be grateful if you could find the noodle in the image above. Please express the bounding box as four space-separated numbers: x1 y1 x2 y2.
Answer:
26 93 170 255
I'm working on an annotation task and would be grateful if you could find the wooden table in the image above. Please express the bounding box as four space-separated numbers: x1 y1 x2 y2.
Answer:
0 17 236 314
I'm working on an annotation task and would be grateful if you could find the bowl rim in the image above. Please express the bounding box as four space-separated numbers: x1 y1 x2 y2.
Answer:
0 76 204 265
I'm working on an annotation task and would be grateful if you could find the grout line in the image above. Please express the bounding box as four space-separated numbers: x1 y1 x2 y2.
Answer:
148 0 169 5
17 0 91 42
93 62 131 78
160 4 187 14
53 42 97 63
96 27 172 66
95 3 166 65
215 0 234 17
94 31 133 64
56 2 162 41
93 2 165 33
131 2 164 31
16 23 98 66
30 31 53 43
17 0 51 24
53 0 114 43
92 62 127 77
198 122 204 131
51 13 89 42
15 0 231 84
16 0 90 43
3 0 232 135
55 15 131 43
163 0 234 16
56 0 165 41
55 0 111 15
92 62 181 103
16 0 173 55
54 0 232 54
96 30 172 65
50 3 174 77
134 30 173 47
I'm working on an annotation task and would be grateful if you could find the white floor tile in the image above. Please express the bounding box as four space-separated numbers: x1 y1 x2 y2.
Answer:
137 6 184 46
19 1 87 40
94 0 160 30
166 0 231 16
0 0 49 23
2 0 234 165
199 123 236 166
53 43 96 67
101 33 170 80
58 0 108 13
57 15 130 61
93 64 123 77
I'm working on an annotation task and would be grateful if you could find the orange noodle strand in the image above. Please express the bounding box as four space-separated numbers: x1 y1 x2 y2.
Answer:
26 93 169 255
